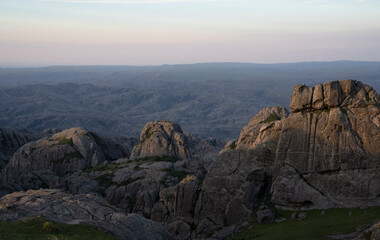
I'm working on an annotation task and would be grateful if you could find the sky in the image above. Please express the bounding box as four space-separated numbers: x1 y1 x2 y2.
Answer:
0 0 380 66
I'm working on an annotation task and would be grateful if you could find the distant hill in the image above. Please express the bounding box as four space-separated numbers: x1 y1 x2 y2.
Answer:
0 61 379 139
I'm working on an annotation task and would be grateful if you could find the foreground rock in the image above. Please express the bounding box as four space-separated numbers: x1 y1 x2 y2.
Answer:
130 121 191 160
0 189 170 240
1 127 130 191
272 80 380 209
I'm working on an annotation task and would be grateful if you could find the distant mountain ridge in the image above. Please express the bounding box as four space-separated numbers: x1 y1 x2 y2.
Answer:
0 61 380 139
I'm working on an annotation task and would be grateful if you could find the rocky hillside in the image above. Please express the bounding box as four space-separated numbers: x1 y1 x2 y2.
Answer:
0 79 379 240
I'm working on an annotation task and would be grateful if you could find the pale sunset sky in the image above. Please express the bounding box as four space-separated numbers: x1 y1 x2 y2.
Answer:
1 0 379 66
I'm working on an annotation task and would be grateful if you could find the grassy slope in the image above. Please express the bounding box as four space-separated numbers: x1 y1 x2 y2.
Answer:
229 207 380 240
0 217 119 240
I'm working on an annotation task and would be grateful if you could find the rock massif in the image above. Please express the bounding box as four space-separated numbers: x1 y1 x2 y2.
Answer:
0 79 379 240
272 80 380 208
0 189 170 240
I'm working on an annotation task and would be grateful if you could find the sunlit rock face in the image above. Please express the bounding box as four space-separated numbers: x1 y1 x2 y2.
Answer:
272 80 380 209
130 121 191 160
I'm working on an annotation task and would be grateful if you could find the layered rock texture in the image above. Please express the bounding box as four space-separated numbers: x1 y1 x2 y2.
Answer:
272 80 380 208
130 121 191 160
0 189 170 240
1 127 130 191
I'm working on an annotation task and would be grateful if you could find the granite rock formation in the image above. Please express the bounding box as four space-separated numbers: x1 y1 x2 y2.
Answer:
130 121 191 160
0 189 170 240
1 127 130 191
272 80 380 208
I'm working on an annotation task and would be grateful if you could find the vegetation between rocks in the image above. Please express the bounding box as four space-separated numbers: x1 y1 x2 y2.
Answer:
260 113 280 124
229 207 380 240
0 216 118 240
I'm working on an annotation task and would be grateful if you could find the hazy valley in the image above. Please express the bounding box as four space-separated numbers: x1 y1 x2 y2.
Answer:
1 61 380 139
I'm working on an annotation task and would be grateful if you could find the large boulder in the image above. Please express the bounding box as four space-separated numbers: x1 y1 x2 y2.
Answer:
0 189 170 240
0 127 130 191
130 121 191 160
272 80 380 209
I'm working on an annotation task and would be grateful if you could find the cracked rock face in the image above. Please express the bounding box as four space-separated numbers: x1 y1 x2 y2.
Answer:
289 79 380 113
235 106 289 150
0 189 170 240
0 127 130 191
0 127 37 170
272 80 380 209
130 121 191 160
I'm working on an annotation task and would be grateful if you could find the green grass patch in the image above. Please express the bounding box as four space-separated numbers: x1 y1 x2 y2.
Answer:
53 138 74 146
95 173 115 188
85 162 127 173
139 126 152 144
229 207 380 240
132 156 179 164
260 113 280 124
0 216 118 240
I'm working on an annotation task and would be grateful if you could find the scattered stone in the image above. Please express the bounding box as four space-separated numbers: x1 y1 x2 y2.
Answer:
275 218 286 223
256 209 275 223
241 221 249 227
298 212 307 219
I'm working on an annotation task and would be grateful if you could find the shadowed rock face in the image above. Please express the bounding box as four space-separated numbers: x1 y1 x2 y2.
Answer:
272 80 380 209
192 107 287 236
0 127 38 169
130 121 191 160
0 127 130 191
0 189 170 240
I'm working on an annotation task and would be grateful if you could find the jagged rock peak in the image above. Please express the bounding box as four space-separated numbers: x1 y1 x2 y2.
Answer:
234 106 289 150
130 121 191 160
290 79 380 113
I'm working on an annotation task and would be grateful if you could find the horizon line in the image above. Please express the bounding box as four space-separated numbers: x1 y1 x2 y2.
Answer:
2 60 380 69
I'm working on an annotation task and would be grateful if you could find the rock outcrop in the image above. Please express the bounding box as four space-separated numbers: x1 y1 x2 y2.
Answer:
191 107 288 236
1 127 130 191
272 80 380 209
0 189 170 240
130 121 191 160
289 80 380 112
234 106 289 150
